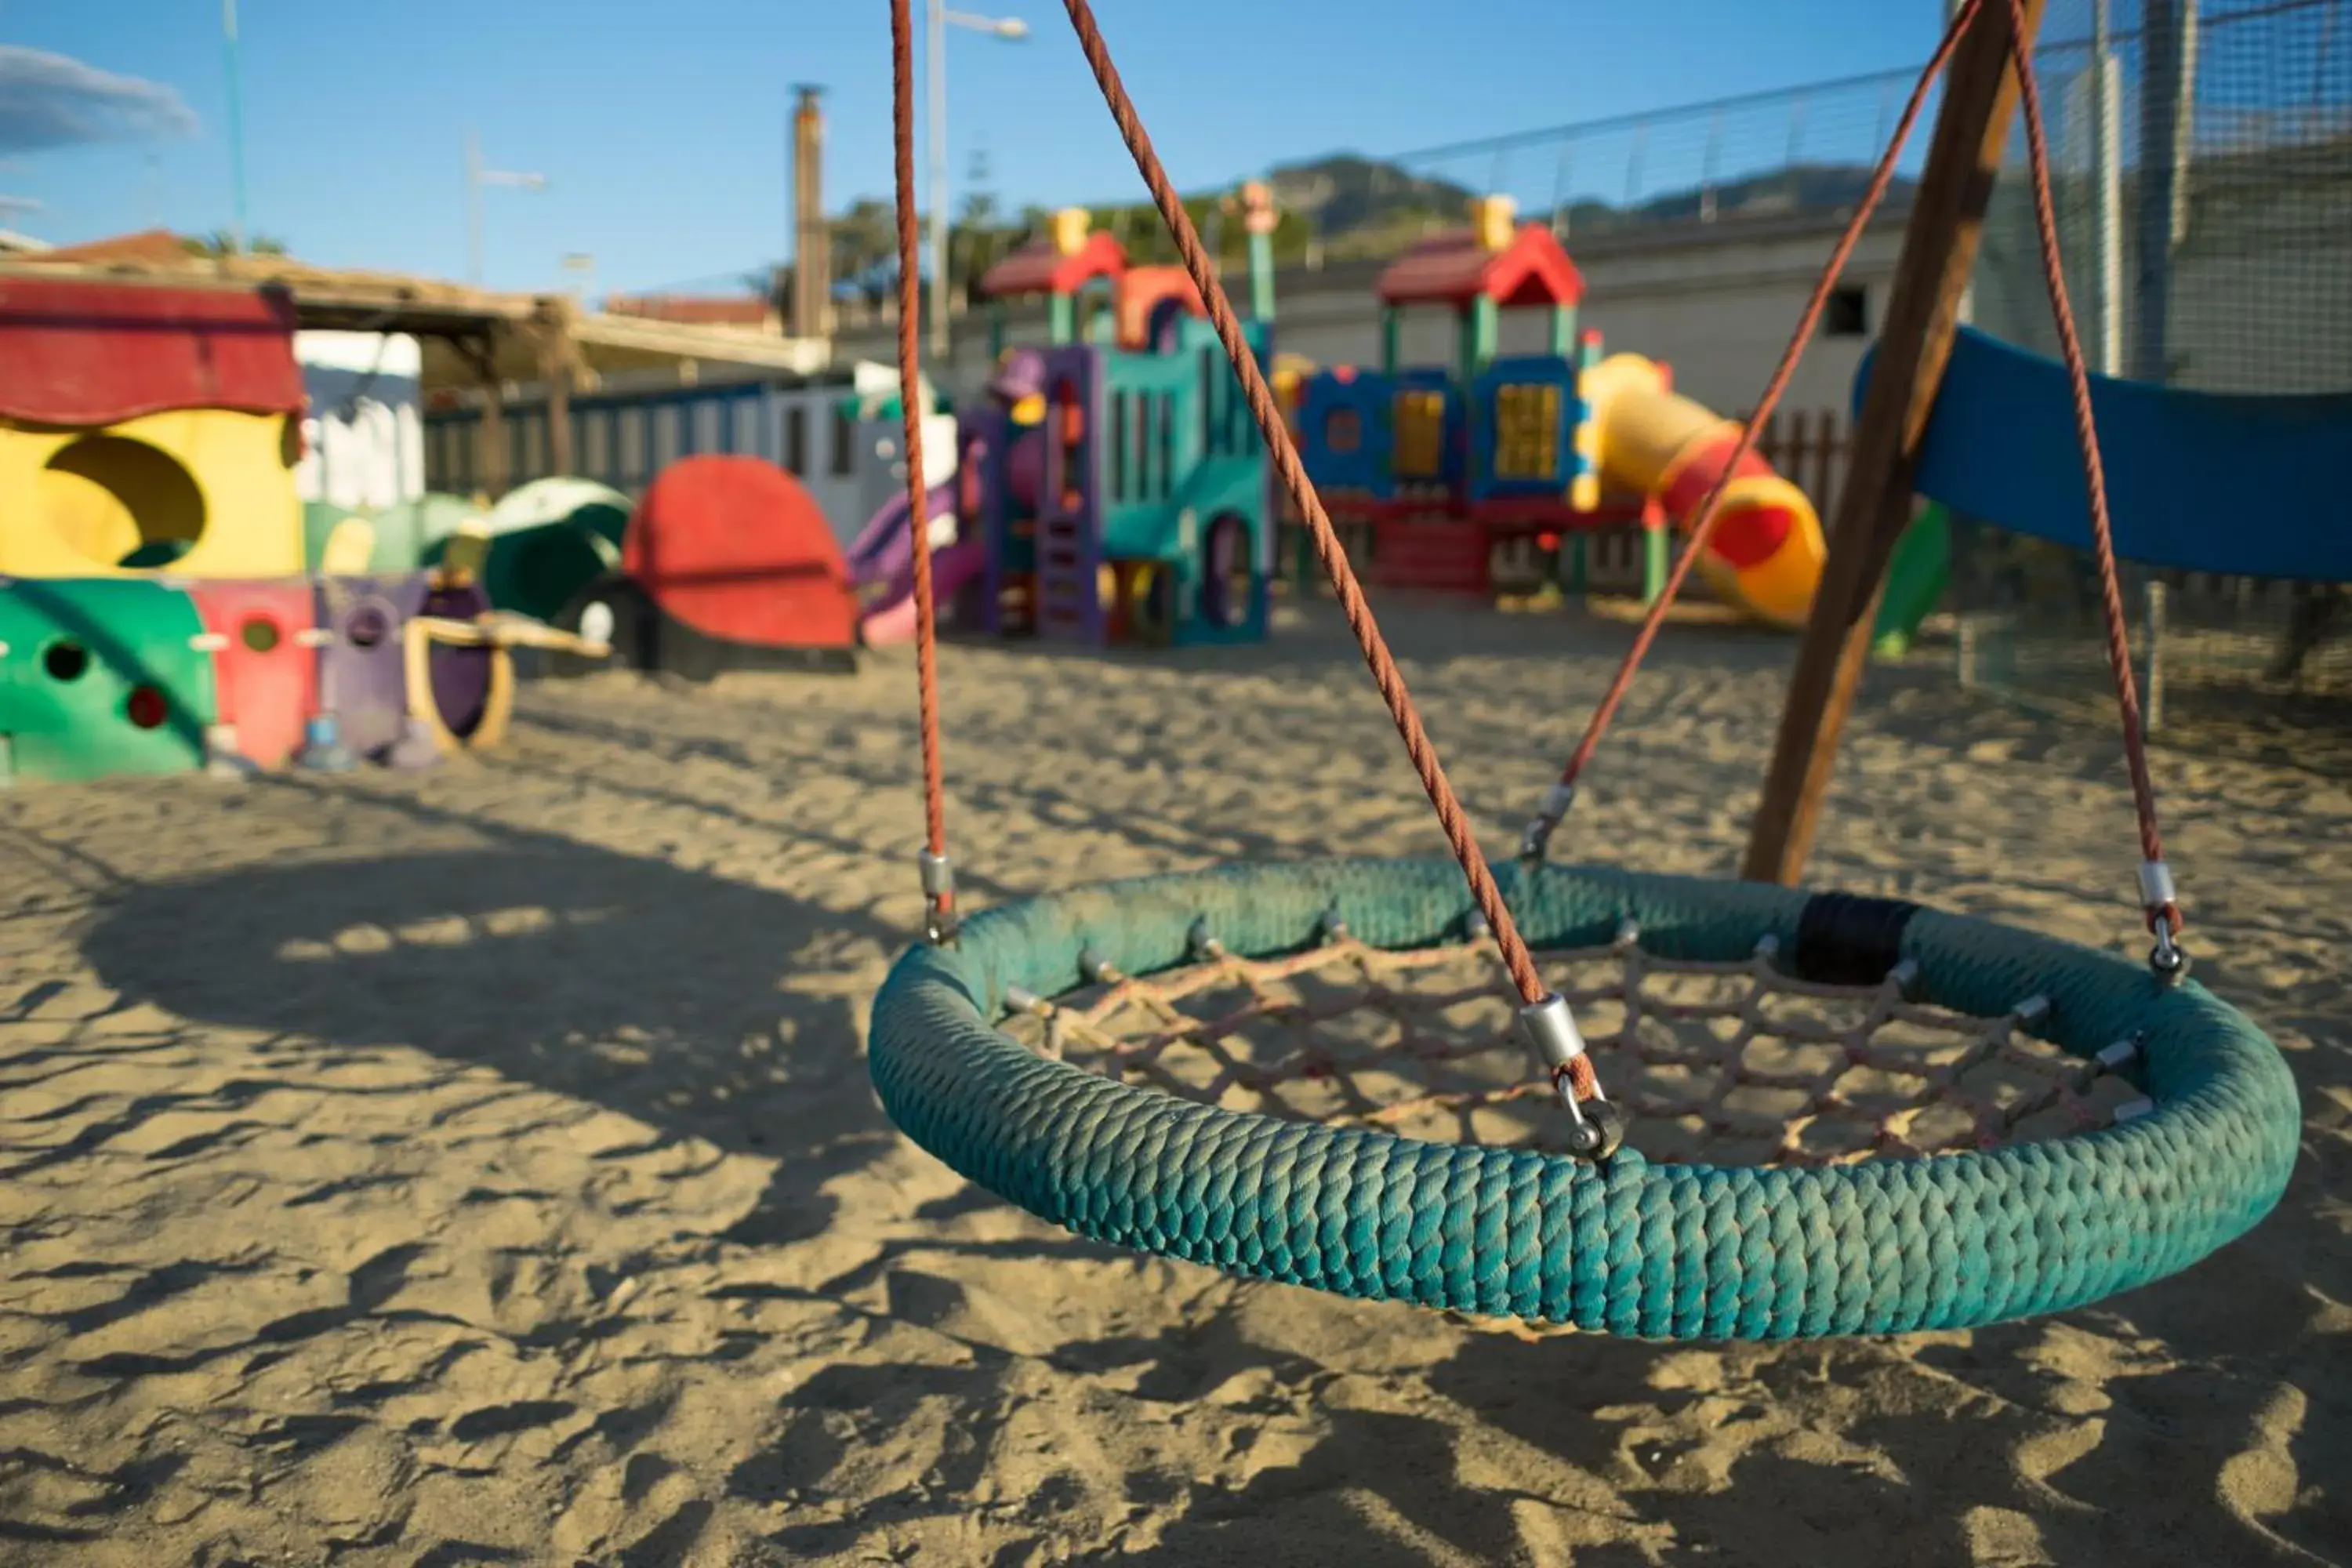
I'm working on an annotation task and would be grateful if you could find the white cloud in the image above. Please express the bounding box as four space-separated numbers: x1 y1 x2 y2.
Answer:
0 46 198 157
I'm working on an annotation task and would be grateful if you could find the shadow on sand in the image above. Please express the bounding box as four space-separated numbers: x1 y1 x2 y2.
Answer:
75 798 900 1250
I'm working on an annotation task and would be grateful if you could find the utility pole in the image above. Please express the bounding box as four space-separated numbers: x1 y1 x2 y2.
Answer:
223 0 249 252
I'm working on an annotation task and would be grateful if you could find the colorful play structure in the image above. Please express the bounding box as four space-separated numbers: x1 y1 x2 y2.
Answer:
847 194 1279 648
0 274 605 786
1276 195 1827 626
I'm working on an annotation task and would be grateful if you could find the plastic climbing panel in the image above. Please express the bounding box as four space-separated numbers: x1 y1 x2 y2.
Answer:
0 578 218 782
314 573 428 763
188 579 321 769
416 580 502 747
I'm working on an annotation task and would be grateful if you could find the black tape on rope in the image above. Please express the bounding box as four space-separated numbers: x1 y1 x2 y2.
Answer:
1792 891 1922 985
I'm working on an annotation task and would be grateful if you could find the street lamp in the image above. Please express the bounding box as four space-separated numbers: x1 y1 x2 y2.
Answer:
466 131 548 287
928 4 1029 360
561 252 597 308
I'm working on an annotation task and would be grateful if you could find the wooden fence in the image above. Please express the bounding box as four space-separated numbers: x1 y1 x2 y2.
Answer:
1741 407 1849 529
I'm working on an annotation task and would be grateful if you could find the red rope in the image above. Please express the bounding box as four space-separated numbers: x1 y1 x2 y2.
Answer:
890 0 954 938
1539 0 1983 807
1054 0 1594 1099
2002 0 2179 937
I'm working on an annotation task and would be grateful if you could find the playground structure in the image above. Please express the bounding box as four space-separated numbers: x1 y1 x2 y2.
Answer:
0 273 609 786
0 557 573 785
1283 196 1831 627
0 276 307 578
850 197 1278 649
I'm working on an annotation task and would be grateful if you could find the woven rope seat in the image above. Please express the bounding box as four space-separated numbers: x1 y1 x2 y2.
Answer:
868 858 2298 1341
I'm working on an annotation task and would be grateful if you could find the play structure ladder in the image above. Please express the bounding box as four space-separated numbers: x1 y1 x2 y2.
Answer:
1033 509 1100 641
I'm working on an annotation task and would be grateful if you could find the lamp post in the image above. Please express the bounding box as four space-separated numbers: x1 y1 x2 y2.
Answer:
466 131 548 287
561 252 597 308
928 5 1029 361
223 0 249 252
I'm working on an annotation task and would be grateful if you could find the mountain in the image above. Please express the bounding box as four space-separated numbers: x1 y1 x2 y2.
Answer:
1260 154 1917 256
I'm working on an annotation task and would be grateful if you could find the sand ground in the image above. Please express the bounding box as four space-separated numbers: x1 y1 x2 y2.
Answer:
1 598 2345 1566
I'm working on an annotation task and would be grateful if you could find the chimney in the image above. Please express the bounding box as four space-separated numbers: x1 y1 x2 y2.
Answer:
790 85 830 340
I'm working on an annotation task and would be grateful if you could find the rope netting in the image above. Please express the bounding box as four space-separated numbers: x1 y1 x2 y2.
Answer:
1003 927 2147 1171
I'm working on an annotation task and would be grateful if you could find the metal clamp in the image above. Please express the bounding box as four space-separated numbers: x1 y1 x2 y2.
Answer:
2138 859 2187 984
1516 781 1577 869
1519 993 1625 1160
917 849 959 946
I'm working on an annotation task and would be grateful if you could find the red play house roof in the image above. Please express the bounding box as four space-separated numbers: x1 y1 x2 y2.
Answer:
0 276 306 426
1376 223 1585 310
978 230 1127 300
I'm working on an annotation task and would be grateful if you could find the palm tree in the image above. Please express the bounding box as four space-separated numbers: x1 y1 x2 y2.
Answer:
183 230 289 258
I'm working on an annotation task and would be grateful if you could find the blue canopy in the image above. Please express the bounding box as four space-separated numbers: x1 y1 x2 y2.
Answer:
1857 326 2352 582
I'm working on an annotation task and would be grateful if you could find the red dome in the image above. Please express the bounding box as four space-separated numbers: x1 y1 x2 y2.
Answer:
624 456 857 652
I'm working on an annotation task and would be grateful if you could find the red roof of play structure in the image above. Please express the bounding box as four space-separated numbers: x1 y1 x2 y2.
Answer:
0 276 306 426
1376 223 1585 309
1117 265 1207 347
978 230 1127 299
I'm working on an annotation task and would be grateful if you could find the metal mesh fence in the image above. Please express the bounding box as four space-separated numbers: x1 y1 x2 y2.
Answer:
1381 65 1939 251
1974 0 2352 392
1958 0 2352 744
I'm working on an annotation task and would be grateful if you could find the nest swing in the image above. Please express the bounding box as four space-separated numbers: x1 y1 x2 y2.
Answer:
864 0 2299 1341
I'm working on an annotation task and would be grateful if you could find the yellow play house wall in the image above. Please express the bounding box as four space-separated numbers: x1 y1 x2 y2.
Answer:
0 406 304 579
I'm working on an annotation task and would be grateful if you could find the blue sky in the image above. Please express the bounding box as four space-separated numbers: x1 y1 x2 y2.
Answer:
2 1 1950 296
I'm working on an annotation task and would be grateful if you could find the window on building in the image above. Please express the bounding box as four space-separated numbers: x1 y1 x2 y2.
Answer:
1824 285 1870 338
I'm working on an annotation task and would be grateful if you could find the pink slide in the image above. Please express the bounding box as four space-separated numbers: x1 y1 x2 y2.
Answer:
862 538 988 646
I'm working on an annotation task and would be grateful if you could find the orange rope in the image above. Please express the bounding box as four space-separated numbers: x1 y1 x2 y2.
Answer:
1535 0 1982 816
1052 0 1593 1100
890 0 955 942
2002 0 2180 939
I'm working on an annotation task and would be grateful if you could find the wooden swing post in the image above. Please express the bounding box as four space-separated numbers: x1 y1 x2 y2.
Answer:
1741 0 2051 886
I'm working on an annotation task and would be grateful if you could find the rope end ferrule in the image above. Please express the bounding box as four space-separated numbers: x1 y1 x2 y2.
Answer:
1519 992 1589 1083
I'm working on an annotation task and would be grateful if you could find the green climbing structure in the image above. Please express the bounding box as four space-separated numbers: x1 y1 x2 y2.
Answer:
0 579 219 783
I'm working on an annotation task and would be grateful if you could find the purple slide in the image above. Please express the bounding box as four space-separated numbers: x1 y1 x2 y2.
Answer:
849 481 957 592
863 539 988 647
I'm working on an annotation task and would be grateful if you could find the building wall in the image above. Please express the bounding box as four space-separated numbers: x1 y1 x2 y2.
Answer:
829 210 1907 423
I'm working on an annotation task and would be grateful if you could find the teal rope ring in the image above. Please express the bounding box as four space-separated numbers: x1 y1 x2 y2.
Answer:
867 858 2299 1340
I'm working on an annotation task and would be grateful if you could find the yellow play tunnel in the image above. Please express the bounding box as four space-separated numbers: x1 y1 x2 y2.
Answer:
1581 354 1826 628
